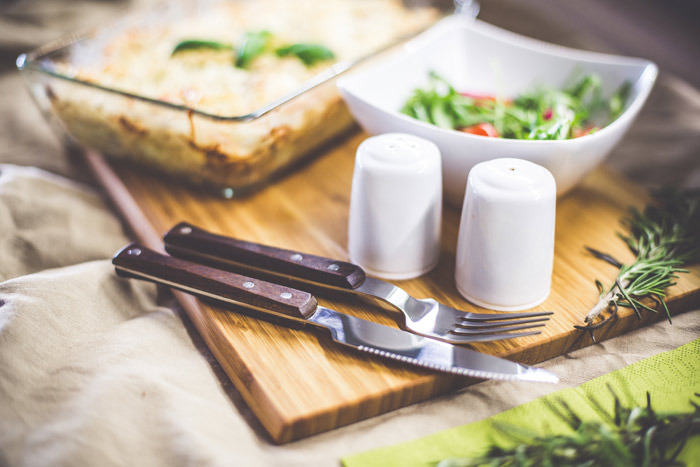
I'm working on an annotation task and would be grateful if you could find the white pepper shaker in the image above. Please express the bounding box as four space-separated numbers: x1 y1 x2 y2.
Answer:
348 133 442 280
455 158 556 311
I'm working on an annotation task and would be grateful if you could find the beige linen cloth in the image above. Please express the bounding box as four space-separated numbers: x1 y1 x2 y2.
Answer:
1 1 699 466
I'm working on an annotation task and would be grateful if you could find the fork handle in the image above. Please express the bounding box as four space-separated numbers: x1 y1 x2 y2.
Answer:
112 243 318 320
164 222 366 290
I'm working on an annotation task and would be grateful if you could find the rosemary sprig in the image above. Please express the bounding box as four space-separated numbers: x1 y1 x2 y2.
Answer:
437 390 700 467
576 187 700 339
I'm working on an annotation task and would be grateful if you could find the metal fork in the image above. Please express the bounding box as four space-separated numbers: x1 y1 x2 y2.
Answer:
353 276 551 344
163 222 552 344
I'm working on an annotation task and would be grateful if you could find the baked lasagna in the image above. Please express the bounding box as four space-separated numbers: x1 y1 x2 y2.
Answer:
45 0 440 193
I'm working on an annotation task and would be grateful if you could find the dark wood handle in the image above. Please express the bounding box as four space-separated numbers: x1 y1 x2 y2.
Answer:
163 222 366 290
112 243 318 320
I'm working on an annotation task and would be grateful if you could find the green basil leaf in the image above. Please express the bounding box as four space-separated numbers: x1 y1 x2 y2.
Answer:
171 40 233 56
235 30 272 68
275 43 335 66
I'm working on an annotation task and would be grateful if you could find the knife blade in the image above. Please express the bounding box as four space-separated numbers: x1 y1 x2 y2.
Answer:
112 243 558 383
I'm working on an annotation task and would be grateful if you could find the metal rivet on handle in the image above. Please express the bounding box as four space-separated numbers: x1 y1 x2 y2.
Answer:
327 264 340 271
242 281 255 289
127 248 142 256
280 292 292 299
179 226 192 234
291 254 303 261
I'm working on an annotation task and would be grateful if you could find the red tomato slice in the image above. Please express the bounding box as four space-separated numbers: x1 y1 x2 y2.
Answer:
573 126 599 138
459 122 500 138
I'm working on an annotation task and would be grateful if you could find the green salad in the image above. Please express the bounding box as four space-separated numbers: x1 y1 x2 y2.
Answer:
400 72 631 140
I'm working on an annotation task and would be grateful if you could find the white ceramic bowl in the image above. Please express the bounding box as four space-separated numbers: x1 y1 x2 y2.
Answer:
337 15 658 205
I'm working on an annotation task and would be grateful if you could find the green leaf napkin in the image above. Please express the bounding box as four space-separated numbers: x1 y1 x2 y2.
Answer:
342 339 700 467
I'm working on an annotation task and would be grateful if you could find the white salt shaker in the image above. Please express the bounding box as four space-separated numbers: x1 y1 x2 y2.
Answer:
455 158 556 311
348 133 442 280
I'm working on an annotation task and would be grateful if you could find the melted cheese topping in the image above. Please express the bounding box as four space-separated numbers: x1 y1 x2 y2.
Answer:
61 0 439 116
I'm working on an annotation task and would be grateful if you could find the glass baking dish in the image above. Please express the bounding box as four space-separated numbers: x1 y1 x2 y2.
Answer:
17 0 472 197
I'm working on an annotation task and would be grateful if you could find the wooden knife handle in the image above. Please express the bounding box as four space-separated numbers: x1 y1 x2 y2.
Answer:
163 222 366 290
112 243 318 320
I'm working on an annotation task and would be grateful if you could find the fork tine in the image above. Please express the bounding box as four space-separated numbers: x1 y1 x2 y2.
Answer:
461 310 554 321
451 322 546 335
442 330 543 343
455 316 549 328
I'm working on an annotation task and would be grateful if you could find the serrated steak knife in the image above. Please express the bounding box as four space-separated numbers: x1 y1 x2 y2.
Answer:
112 243 558 383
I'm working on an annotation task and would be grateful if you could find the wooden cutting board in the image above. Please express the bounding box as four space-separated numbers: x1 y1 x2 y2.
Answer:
82 130 700 443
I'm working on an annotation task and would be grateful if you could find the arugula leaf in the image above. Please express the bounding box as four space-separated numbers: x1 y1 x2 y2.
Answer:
235 30 272 68
171 40 233 56
275 43 335 66
609 81 631 121
430 100 454 129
